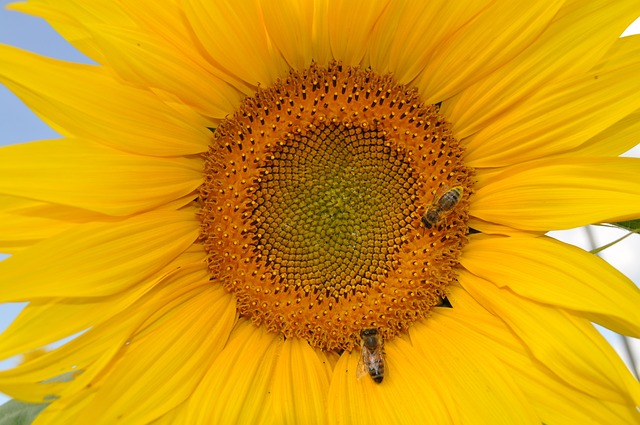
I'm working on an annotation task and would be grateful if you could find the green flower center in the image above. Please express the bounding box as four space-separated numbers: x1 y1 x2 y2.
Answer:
250 122 419 295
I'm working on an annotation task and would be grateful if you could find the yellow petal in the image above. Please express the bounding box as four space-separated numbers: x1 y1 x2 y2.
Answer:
34 393 95 425
442 1 640 139
87 24 243 120
146 402 188 425
18 0 255 100
368 0 493 85
562 109 640 158
74 285 236 425
0 209 199 300
410 317 541 424
467 216 544 237
437 286 640 424
1 306 140 403
461 235 640 337
464 36 640 167
471 157 640 231
0 246 206 360
182 0 289 88
329 338 456 425
184 319 282 424
262 0 330 70
0 44 210 156
0 196 104 254
111 0 257 95
0 192 196 254
328 350 417 425
327 352 366 425
460 271 640 406
0 138 201 216
270 338 332 425
326 0 390 67
7 0 134 64
416 0 563 103
591 33 640 71
0 262 220 404
556 36 640 157
380 338 456 424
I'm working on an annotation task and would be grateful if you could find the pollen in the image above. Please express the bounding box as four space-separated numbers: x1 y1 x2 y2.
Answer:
199 62 473 351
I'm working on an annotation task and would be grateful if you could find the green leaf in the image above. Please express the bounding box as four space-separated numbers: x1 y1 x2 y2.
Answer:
609 219 640 231
589 221 640 254
0 400 48 425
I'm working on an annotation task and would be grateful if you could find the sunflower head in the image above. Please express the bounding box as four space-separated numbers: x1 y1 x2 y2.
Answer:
198 61 474 351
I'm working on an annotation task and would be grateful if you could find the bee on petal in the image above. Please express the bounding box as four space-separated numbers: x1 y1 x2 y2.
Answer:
357 328 386 384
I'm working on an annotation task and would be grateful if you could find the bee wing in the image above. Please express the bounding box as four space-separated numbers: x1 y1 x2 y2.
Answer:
356 348 370 380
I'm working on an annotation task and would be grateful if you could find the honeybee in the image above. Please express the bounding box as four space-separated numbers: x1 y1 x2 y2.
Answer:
357 328 386 384
422 186 464 229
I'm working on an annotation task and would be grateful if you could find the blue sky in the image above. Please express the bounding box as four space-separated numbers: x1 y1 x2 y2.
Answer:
1 0 639 406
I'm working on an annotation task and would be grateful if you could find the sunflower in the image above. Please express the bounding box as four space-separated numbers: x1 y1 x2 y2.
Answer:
1 0 640 424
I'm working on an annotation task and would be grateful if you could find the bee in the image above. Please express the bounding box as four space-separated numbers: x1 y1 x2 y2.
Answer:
357 328 386 384
421 186 464 229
